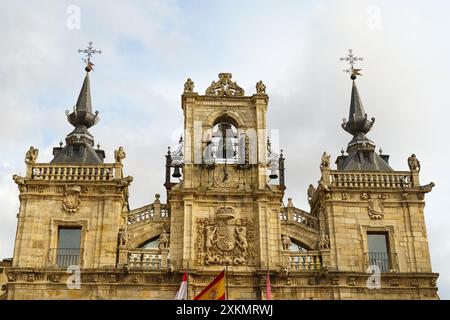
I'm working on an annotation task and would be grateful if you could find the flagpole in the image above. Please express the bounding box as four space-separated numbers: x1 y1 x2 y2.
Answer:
225 265 229 300
186 261 190 300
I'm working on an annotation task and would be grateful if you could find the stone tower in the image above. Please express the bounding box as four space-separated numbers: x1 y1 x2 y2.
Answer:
6 62 133 299
164 74 285 299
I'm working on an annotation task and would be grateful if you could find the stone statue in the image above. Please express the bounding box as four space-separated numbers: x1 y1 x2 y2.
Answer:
114 146 126 163
118 228 129 248
320 152 331 169
158 229 170 250
235 226 248 254
184 78 195 93
25 146 39 165
307 184 316 204
205 225 217 252
319 231 330 250
281 235 291 250
408 154 420 171
256 80 266 94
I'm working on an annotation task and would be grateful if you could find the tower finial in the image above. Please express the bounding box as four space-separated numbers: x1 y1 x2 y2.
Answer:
340 49 363 80
78 41 102 72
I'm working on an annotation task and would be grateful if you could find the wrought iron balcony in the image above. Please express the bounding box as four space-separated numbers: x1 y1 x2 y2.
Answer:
364 252 398 273
55 248 83 268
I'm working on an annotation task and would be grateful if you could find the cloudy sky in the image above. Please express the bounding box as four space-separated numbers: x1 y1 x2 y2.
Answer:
1 0 449 298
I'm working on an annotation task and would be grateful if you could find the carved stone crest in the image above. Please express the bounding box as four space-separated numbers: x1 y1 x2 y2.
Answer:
205 73 244 96
197 207 255 266
62 185 81 213
368 198 384 220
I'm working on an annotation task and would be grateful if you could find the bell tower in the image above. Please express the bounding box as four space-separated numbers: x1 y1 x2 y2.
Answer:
165 74 285 294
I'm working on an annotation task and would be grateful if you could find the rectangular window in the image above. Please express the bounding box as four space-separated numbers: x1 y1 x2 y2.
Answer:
367 232 390 272
56 227 81 267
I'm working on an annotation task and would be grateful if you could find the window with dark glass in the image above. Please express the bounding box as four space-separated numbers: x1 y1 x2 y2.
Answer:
56 227 81 267
367 232 390 272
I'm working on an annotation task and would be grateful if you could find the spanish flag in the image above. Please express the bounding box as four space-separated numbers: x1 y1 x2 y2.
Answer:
193 270 226 300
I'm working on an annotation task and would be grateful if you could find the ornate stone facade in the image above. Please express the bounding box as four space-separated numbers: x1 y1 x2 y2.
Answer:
0 68 439 300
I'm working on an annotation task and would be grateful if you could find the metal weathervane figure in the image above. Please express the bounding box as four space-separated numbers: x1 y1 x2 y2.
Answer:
78 41 102 72
340 49 363 80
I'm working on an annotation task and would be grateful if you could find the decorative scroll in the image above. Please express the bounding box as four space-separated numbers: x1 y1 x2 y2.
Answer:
205 73 244 97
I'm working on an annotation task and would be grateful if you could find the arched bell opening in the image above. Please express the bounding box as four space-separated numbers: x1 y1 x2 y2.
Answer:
204 115 240 164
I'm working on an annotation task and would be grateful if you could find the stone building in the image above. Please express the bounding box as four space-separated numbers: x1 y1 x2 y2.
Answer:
0 54 439 299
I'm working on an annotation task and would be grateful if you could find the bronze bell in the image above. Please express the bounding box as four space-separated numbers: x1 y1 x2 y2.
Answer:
172 165 182 178
269 164 278 180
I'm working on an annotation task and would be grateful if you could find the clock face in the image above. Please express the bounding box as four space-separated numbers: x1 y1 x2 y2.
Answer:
214 165 239 188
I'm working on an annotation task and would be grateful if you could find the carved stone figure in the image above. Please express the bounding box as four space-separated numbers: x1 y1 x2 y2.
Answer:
307 184 316 204
205 73 245 96
118 228 129 248
205 225 217 252
158 229 170 250
62 185 81 213
320 152 331 169
25 146 39 165
342 192 350 200
420 182 435 194
114 146 126 163
184 78 195 93
368 198 384 219
408 154 420 171
281 235 291 250
256 80 266 94
235 226 248 254
361 192 369 200
12 174 26 192
319 231 330 250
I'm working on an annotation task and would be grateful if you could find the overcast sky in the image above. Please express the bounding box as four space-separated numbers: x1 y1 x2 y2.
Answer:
0 0 449 299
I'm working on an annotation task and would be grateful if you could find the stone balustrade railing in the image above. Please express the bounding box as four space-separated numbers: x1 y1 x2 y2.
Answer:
28 163 121 181
282 250 322 272
127 203 169 225
329 171 413 188
280 207 319 230
127 248 170 270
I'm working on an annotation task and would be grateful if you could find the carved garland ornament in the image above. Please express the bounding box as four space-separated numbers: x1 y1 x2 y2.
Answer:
197 206 255 266
62 185 81 213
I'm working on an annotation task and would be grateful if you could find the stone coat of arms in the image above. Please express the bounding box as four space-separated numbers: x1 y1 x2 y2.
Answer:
62 185 81 213
197 207 255 266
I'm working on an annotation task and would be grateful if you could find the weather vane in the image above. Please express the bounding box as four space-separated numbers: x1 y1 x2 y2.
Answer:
340 49 363 80
78 41 102 72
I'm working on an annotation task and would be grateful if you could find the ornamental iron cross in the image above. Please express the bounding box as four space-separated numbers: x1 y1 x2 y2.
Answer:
340 49 363 77
78 41 101 70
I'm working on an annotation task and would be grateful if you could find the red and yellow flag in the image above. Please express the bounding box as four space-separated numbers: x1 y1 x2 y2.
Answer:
193 270 225 300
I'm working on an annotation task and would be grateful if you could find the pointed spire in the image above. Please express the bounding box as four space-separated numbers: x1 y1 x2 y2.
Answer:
66 72 99 129
341 80 375 137
76 72 92 114
336 49 392 171
51 42 104 164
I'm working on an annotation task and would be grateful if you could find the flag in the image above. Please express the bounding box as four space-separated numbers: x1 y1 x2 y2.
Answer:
194 270 225 300
266 271 271 300
174 272 188 300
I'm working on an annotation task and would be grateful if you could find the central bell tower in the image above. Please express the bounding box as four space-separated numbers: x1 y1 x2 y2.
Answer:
165 73 285 281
